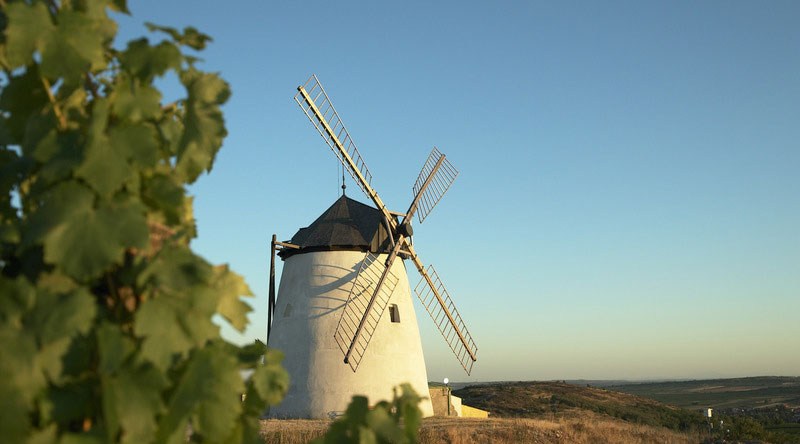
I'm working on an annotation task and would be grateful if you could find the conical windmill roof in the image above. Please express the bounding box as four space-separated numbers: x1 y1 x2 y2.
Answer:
279 195 396 259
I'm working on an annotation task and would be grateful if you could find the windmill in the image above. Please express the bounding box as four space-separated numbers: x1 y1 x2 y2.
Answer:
267 75 477 419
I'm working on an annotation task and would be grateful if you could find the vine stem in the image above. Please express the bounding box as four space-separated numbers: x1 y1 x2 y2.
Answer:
41 77 67 131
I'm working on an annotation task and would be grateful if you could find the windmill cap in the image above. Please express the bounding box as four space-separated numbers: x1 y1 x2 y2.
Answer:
278 195 401 259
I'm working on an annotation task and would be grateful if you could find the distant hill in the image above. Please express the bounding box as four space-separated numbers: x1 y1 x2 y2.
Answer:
452 381 705 432
607 376 800 409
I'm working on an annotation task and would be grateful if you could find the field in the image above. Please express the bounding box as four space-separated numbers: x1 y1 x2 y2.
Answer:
606 376 800 409
259 378 800 443
261 382 709 443
260 414 702 444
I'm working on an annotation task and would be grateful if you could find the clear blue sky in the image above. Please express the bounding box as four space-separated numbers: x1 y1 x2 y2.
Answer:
114 1 799 382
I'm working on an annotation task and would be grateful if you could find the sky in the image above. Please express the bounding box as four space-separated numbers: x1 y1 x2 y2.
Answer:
113 1 799 383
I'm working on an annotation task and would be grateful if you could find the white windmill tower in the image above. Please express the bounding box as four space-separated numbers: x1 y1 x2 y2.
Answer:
267 75 477 419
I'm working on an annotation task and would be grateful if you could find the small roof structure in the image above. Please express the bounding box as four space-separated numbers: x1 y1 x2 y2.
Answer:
279 195 398 259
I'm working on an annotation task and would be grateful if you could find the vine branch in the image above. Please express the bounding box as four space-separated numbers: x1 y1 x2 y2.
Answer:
41 77 67 131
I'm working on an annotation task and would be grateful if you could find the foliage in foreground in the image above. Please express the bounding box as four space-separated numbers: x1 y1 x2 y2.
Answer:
0 1 425 443
0 1 290 442
310 384 423 444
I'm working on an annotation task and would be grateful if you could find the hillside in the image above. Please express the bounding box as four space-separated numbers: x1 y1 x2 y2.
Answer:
607 376 800 409
453 381 706 431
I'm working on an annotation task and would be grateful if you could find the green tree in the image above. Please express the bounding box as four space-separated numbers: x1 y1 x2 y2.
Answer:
0 1 289 443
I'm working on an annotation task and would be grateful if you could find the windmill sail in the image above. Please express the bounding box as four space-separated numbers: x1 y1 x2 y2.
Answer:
333 252 400 371
412 147 458 223
295 75 374 199
414 264 477 374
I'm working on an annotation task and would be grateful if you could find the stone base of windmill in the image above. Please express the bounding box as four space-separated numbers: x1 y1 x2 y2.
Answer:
268 251 435 419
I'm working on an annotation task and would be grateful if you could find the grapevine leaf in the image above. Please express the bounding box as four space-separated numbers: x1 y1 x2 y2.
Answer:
397 384 422 441
22 181 95 253
175 69 229 183
236 340 267 366
111 75 162 122
3 2 53 69
42 379 94 424
0 275 35 325
25 424 57 444
212 264 253 332
108 0 130 14
145 22 212 50
138 244 212 292
59 429 105 444
39 10 106 83
29 287 95 346
120 39 182 81
250 349 289 406
41 198 148 280
0 329 35 442
39 9 113 83
366 407 404 443
97 322 134 374
0 65 49 144
75 133 132 198
108 122 159 167
102 364 166 444
158 343 244 443
135 246 219 369
134 287 220 370
158 116 183 156
141 174 185 224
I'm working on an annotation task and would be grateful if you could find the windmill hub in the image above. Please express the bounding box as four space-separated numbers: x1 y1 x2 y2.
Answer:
398 221 413 238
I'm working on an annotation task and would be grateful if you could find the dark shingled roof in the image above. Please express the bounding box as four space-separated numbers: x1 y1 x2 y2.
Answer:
279 195 397 259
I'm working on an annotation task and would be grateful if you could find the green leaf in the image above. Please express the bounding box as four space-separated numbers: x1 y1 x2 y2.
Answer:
175 69 230 183
59 429 105 444
109 122 159 167
157 116 183 156
0 323 44 406
145 22 212 50
4 2 53 69
250 349 289 406
135 247 219 369
102 363 166 444
111 75 162 123
75 133 132 197
158 343 244 443
25 424 57 444
29 130 83 188
39 9 113 83
141 174 185 224
212 264 253 332
24 182 149 280
0 65 50 144
0 276 35 325
29 287 95 346
120 39 182 81
22 181 95 253
97 322 134 374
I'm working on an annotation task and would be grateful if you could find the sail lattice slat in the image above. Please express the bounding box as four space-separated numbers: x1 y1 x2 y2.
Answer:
414 265 477 374
412 147 458 223
333 252 399 372
295 75 373 198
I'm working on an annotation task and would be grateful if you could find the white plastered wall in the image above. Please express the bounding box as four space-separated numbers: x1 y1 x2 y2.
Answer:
268 250 434 419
